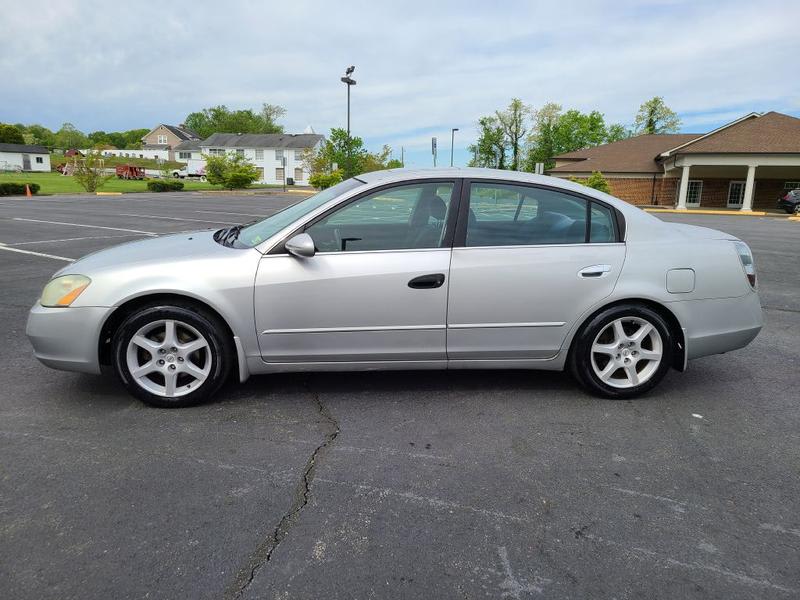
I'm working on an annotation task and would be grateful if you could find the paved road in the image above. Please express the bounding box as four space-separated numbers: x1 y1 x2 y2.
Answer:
1 194 798 599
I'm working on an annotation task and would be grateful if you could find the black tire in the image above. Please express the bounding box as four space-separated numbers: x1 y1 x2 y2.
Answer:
568 303 674 399
112 303 234 408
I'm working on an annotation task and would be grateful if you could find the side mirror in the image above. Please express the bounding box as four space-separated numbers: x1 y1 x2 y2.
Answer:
285 233 316 258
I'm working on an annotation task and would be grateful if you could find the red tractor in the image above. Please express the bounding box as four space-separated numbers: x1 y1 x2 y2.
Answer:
115 165 145 180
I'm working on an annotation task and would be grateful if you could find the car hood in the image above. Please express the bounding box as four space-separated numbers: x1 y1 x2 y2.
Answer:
54 229 248 276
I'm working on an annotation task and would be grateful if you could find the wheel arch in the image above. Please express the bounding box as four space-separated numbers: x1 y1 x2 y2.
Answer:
98 292 243 377
566 297 686 372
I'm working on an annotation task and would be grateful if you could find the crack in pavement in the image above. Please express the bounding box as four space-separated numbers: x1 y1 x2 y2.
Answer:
224 383 340 600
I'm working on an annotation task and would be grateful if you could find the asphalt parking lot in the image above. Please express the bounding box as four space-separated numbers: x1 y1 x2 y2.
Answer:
1 192 798 599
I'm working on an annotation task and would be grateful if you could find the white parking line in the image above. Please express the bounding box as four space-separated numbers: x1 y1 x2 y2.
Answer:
0 243 73 262
12 218 157 235
8 234 143 246
118 213 232 224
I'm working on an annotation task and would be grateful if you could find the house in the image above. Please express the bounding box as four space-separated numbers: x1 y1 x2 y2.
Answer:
0 143 51 172
140 123 201 161
548 111 800 210
175 132 325 185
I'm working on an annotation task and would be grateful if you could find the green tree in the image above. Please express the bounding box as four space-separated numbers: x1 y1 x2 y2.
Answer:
570 171 611 194
386 158 403 169
496 98 529 171
525 103 629 170
319 128 368 179
23 124 56 146
468 116 507 168
0 124 25 144
184 103 285 138
54 122 88 150
634 96 681 134
72 151 114 192
203 152 261 189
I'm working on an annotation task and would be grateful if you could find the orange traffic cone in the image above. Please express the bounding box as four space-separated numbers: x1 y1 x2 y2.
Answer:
25 184 32 197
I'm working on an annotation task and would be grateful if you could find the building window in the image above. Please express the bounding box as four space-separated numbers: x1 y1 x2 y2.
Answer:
276 167 285 181
178 152 191 160
157 135 167 144
294 167 303 181
785 181 800 190
686 180 703 206
208 148 224 156
235 149 244 157
275 149 284 160
255 149 264 160
294 150 304 161
35 156 43 164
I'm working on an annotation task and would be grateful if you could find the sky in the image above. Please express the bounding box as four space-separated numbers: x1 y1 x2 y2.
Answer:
1 0 798 167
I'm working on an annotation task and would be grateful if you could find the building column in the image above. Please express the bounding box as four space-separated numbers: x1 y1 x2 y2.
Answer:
676 165 691 209
741 165 756 211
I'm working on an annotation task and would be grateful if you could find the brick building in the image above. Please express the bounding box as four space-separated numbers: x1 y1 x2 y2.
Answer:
547 111 800 211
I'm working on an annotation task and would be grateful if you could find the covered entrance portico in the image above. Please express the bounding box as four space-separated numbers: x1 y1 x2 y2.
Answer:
671 154 800 211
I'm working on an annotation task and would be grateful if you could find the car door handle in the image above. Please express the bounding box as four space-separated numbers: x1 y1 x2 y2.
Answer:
578 264 612 278
408 273 446 289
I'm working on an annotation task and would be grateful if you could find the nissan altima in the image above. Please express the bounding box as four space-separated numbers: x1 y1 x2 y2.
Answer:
26 169 763 407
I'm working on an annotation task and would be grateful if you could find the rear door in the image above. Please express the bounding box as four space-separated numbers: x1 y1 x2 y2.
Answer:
447 180 626 360
254 179 460 363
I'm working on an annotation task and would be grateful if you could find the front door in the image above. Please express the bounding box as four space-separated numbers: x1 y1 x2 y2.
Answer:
728 180 746 208
254 180 459 363
22 154 31 170
447 180 626 360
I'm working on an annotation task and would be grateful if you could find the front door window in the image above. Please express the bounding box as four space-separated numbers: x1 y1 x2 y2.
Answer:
305 182 455 252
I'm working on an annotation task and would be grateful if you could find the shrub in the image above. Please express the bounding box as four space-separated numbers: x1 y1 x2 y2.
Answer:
309 170 343 190
146 180 185 192
570 171 611 194
71 151 114 192
0 182 40 196
203 153 261 189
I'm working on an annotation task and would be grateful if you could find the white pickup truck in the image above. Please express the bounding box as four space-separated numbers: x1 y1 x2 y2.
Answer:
171 166 206 180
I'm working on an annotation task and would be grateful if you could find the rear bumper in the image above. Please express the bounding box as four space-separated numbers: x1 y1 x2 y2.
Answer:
668 292 763 361
26 304 112 374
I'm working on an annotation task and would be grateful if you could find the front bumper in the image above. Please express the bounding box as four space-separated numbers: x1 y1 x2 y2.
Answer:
668 292 763 361
26 304 113 374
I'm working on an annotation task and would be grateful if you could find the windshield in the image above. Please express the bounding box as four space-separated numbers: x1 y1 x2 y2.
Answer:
233 178 364 248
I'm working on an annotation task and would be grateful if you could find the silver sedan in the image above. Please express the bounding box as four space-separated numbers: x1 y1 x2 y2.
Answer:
26 169 763 407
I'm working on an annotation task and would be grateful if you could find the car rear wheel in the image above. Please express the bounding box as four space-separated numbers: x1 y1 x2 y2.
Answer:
569 304 674 399
112 304 233 408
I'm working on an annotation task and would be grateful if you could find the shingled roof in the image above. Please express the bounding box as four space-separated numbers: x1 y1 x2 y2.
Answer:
662 111 800 155
0 142 50 154
201 132 324 149
549 134 699 174
550 111 800 175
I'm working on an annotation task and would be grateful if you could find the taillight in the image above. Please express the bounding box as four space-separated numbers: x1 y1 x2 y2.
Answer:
733 241 756 288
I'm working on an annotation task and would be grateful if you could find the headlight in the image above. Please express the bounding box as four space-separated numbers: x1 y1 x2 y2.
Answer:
40 275 91 307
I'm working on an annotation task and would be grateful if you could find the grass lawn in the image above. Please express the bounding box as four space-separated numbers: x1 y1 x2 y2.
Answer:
0 172 284 195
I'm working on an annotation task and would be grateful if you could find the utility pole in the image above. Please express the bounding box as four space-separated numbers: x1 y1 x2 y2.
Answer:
450 128 459 167
400 146 404 167
432 137 437 167
340 66 356 136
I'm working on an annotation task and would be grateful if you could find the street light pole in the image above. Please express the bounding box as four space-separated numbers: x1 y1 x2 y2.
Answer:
340 66 356 136
450 128 459 167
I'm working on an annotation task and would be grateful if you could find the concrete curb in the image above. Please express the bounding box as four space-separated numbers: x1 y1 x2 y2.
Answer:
644 208 787 217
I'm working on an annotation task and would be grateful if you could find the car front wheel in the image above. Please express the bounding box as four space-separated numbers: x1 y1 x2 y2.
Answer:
569 304 674 399
112 304 233 407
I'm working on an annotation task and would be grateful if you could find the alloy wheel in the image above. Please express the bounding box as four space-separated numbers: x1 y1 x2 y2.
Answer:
590 317 663 389
125 319 211 398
